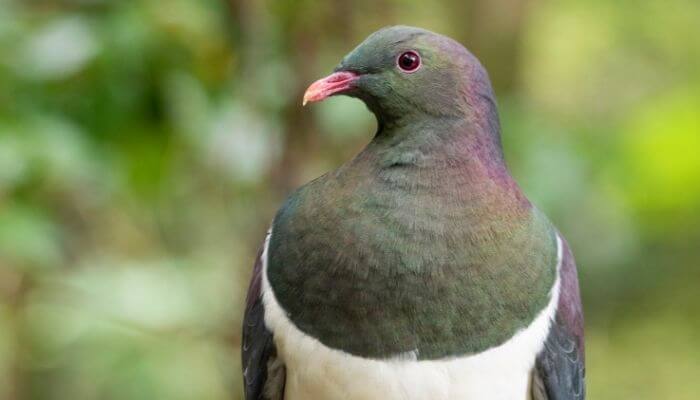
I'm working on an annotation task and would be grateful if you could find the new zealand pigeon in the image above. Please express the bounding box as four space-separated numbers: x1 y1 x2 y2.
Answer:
242 26 585 400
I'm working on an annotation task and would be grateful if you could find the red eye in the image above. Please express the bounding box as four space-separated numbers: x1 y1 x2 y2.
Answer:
397 51 421 72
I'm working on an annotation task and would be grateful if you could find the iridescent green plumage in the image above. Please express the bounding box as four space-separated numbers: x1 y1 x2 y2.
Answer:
267 26 558 359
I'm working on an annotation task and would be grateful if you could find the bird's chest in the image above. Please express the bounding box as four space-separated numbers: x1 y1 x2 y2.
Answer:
267 203 556 360
261 244 560 400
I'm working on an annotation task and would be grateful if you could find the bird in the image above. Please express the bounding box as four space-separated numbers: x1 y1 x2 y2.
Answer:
242 26 585 400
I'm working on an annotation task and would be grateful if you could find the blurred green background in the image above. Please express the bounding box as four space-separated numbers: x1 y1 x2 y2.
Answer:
0 0 699 399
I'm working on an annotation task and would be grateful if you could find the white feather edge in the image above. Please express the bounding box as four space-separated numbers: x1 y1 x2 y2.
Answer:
259 229 563 400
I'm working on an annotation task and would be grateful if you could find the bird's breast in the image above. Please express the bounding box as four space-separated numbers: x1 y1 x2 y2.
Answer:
260 233 564 400
266 189 558 359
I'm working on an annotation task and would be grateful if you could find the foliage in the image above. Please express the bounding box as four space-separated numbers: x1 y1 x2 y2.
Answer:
0 0 698 398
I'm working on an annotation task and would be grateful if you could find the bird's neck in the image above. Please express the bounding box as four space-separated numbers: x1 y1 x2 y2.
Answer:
356 114 529 212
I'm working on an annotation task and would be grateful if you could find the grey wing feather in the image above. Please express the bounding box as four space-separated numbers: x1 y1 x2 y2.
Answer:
533 315 585 400
242 243 285 400
533 236 585 400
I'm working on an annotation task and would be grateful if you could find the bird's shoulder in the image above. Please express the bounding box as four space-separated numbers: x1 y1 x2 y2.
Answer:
532 234 585 400
241 241 285 400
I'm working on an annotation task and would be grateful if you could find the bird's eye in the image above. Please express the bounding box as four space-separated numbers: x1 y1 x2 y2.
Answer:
397 51 421 73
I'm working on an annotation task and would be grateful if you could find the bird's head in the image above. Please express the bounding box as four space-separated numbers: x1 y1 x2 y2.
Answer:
303 26 497 129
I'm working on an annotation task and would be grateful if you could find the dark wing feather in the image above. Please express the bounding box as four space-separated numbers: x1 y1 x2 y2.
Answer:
242 242 285 400
533 236 585 400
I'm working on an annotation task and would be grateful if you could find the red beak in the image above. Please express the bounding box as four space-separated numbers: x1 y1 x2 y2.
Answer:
303 71 359 106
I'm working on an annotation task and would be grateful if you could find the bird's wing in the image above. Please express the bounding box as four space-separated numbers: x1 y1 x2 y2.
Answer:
242 238 286 400
532 236 585 400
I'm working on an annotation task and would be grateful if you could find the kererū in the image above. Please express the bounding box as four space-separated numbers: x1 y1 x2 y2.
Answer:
242 26 585 400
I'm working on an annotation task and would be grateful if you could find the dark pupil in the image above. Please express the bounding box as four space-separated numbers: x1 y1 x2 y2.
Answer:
399 52 418 70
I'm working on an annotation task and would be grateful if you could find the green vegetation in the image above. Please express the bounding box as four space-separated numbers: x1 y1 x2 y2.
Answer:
0 0 698 398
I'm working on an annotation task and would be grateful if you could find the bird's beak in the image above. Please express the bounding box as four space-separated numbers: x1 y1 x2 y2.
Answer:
302 71 359 106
